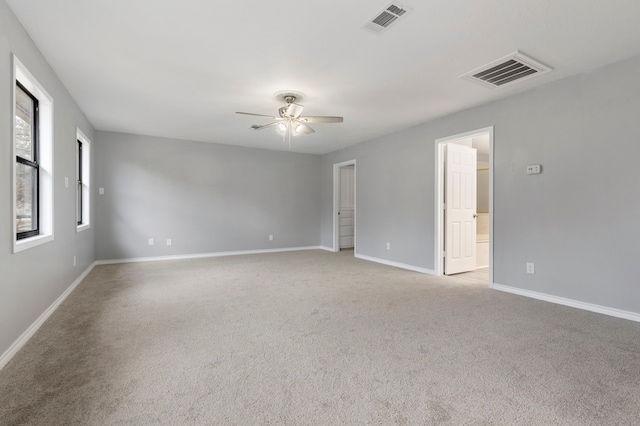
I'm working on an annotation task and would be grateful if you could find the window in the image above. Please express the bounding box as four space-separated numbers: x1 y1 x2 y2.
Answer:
76 128 91 231
15 83 39 239
77 140 83 225
13 55 54 253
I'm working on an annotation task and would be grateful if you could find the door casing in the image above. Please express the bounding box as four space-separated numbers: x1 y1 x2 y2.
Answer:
435 127 494 284
333 159 356 252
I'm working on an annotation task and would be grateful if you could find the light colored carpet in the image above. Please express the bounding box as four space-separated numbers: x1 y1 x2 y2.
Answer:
1 250 639 425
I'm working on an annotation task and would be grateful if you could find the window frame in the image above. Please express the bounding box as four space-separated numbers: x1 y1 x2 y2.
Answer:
76 128 91 232
15 81 40 240
77 139 83 225
12 55 54 253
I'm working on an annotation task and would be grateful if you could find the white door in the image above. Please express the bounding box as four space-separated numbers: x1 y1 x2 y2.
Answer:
445 143 477 274
339 166 355 249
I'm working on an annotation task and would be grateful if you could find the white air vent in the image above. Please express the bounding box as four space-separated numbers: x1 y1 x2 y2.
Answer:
362 3 411 35
460 51 552 89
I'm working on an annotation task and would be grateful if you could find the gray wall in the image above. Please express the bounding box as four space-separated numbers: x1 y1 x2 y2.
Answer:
0 0 95 359
320 54 640 314
94 132 321 260
321 131 435 266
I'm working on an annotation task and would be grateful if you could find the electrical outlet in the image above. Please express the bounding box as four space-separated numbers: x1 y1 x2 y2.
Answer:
148 238 154 246
99 188 105 195
526 262 535 274
166 239 172 246
386 242 391 250
73 255 76 266
269 235 273 241
65 177 69 188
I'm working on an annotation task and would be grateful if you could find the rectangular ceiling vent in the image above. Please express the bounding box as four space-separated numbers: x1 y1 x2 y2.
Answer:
362 3 411 35
460 51 552 89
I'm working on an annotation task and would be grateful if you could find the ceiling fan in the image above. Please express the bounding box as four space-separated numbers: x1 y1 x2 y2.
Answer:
236 92 343 142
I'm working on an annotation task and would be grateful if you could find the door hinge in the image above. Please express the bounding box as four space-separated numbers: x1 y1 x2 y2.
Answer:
443 251 446 258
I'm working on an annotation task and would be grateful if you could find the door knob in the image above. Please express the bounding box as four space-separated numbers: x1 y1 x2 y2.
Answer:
473 214 478 218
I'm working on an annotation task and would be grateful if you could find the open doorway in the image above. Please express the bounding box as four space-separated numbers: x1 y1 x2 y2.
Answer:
333 160 356 253
435 127 493 285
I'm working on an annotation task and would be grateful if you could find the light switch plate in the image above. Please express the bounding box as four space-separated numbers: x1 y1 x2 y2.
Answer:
527 164 541 175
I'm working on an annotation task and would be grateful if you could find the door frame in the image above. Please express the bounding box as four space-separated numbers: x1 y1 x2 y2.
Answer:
434 127 494 283
333 159 356 252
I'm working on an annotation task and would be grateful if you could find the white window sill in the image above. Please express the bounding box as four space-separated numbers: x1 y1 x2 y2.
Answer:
14 233 54 253
77 223 90 233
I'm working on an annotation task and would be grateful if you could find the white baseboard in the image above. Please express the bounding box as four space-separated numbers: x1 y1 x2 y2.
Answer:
0 262 97 371
354 253 435 275
95 246 326 265
318 246 335 252
491 283 640 323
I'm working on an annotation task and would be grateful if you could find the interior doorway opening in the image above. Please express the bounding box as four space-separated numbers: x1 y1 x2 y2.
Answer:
435 127 493 285
333 160 356 253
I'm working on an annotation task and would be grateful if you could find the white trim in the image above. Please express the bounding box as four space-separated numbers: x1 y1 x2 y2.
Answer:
435 127 494 284
12 54 55 253
0 262 96 371
491 283 640 323
14 234 55 252
95 246 326 265
319 246 335 252
355 253 435 275
332 159 357 252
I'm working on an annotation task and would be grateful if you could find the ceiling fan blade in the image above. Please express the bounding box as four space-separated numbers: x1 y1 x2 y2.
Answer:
286 103 304 119
299 116 343 123
251 122 280 130
236 112 281 120
294 121 315 134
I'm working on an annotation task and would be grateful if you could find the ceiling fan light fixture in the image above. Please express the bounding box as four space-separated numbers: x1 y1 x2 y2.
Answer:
236 90 342 146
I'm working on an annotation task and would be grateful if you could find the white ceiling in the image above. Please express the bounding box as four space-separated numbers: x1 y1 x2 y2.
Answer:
7 0 640 154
